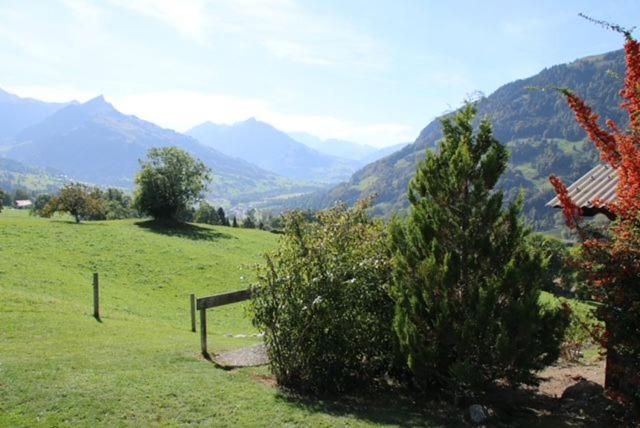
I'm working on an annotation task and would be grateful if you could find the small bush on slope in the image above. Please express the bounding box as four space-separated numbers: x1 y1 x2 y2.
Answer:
251 202 399 394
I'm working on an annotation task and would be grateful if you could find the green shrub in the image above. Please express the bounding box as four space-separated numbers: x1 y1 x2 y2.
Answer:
540 293 602 362
391 105 570 397
251 202 398 394
526 233 578 295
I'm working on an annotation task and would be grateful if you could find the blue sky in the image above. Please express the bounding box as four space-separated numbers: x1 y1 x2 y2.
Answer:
1 0 637 147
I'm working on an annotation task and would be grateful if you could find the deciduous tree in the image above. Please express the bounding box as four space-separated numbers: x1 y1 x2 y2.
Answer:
134 147 211 222
41 183 105 223
549 19 640 408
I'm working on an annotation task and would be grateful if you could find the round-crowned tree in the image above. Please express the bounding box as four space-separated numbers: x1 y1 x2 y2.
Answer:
40 183 105 223
134 147 211 222
391 105 570 396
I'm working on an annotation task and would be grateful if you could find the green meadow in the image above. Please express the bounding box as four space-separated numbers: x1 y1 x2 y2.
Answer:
0 209 454 427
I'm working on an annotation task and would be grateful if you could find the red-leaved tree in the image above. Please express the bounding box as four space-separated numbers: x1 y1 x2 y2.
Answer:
549 18 640 410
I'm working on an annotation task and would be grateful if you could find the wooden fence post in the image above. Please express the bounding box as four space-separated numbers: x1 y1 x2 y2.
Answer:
200 307 208 357
195 289 251 359
190 294 196 332
93 272 100 321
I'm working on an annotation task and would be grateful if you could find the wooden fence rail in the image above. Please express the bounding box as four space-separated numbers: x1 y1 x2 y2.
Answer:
196 288 252 357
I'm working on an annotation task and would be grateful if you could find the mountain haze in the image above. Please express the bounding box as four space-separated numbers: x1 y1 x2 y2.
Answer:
0 89 70 140
287 132 374 161
1 95 315 203
289 131 409 165
187 119 358 183
359 142 410 164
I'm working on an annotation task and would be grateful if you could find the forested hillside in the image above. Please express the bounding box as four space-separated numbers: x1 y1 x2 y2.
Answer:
286 49 625 231
0 158 67 195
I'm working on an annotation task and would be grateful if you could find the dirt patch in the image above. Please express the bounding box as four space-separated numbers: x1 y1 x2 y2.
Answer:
486 359 636 426
536 360 605 398
212 344 269 369
251 373 278 389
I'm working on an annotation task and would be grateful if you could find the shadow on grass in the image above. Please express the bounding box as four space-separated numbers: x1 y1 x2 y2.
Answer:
273 381 634 427
51 219 108 225
275 386 463 427
135 220 234 242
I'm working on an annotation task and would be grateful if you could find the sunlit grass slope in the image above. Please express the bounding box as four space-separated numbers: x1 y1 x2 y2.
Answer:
0 210 443 426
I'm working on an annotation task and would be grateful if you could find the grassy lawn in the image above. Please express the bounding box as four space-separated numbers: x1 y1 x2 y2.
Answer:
0 209 453 427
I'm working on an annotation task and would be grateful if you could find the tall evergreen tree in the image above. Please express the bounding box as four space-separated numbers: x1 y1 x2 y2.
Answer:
242 209 257 229
390 105 569 395
217 207 228 226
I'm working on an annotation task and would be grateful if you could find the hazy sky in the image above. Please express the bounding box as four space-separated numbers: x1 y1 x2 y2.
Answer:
1 0 637 147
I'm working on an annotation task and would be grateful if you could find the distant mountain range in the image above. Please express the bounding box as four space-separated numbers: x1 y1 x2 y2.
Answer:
273 49 626 231
0 87 412 207
0 89 71 140
359 142 410 164
186 119 358 183
288 131 408 165
3 48 622 225
0 93 322 204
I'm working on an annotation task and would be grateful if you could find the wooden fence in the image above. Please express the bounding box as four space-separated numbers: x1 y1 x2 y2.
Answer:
192 288 252 358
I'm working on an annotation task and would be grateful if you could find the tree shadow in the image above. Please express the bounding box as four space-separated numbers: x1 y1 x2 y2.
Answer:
135 220 234 242
275 385 464 427
272 380 633 427
478 382 632 427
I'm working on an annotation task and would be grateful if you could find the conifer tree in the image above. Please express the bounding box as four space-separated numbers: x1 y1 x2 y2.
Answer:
390 105 569 395
217 207 228 226
232 216 238 228
242 209 257 229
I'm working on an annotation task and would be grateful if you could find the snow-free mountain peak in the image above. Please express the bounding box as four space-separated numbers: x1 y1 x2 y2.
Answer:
187 119 358 183
0 94 313 205
0 87 71 139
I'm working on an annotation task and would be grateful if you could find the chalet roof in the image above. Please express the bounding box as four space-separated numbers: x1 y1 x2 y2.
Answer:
546 164 618 217
15 200 32 208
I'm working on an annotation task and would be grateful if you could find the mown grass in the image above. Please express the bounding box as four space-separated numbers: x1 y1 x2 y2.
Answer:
0 209 454 427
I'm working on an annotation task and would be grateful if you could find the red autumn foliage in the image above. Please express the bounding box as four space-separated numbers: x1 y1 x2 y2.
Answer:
549 175 581 227
550 32 640 410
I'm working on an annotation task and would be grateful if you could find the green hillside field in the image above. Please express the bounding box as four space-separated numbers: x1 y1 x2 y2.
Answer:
0 209 600 426
0 210 442 427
